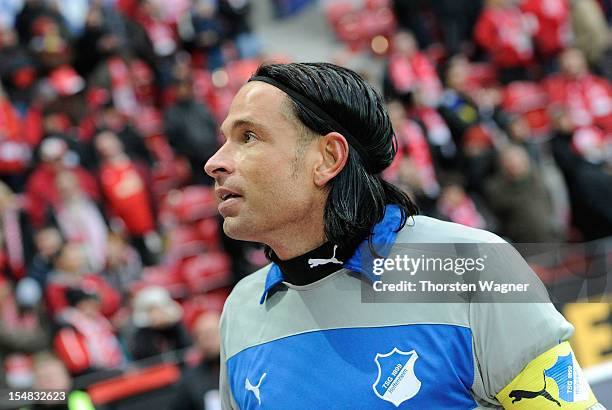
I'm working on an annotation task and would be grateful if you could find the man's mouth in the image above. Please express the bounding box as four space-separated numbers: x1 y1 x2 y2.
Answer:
221 193 241 201
216 187 243 202
216 187 243 216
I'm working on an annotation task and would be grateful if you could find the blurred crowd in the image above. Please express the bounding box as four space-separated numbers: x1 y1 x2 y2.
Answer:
369 0 612 244
0 0 610 408
0 0 267 408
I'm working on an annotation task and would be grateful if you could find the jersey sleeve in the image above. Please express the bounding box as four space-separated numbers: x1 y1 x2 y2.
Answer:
219 302 239 410
468 243 578 406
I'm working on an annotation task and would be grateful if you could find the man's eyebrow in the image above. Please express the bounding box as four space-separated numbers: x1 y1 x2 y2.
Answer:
220 117 266 136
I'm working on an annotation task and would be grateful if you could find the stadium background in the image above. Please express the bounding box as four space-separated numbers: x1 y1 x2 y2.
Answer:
0 0 610 408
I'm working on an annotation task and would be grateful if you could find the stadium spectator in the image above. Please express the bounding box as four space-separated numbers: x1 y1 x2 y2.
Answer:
178 0 225 70
88 54 142 121
552 121 612 240
474 0 536 83
14 0 70 52
28 352 96 410
170 309 221 410
0 275 48 388
27 226 64 288
94 130 160 265
32 351 72 389
44 65 88 129
383 30 443 106
54 171 108 273
485 144 557 242
460 123 499 194
133 0 179 59
25 137 100 228
102 232 142 299
0 26 33 105
520 0 572 63
438 55 505 145
436 179 488 229
129 286 191 362
391 0 433 48
430 0 483 56
45 242 121 318
386 99 440 199
53 288 124 376
219 0 261 60
0 84 38 192
0 181 33 281
163 72 218 186
544 47 612 132
438 56 506 191
89 105 154 167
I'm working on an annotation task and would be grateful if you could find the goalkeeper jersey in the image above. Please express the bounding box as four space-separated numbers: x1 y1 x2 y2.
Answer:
219 205 599 409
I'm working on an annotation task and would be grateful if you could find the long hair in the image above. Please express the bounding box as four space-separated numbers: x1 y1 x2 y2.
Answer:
254 63 419 256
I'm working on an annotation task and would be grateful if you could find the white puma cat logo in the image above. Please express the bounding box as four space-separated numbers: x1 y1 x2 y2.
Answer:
308 245 343 268
245 372 267 405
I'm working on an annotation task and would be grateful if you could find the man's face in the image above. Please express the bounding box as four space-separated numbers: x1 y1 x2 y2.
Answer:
95 131 124 159
561 48 588 78
205 82 321 244
33 359 71 390
193 311 221 358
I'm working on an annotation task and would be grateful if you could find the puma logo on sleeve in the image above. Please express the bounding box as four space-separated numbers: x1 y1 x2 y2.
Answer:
509 371 561 407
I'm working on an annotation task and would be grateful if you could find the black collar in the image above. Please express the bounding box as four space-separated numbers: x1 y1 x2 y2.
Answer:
270 241 356 286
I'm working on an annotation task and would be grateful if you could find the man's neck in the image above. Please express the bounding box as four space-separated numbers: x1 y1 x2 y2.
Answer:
265 205 327 260
268 226 327 260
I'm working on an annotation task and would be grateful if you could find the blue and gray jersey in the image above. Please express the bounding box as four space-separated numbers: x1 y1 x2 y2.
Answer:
219 206 574 409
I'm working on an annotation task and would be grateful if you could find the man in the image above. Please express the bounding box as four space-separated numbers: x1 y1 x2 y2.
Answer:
205 63 602 409
544 47 612 133
164 72 219 186
484 145 557 242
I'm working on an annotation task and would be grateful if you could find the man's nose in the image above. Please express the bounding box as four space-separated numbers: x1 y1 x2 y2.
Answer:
204 143 233 179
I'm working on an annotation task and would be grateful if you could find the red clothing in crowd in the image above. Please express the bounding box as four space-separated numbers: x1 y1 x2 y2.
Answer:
474 6 535 68
520 0 571 57
46 273 121 318
385 118 439 197
0 98 37 174
107 56 139 118
0 99 21 141
25 163 100 227
544 73 612 131
388 53 442 105
54 308 123 374
134 6 178 57
438 195 486 229
99 160 155 235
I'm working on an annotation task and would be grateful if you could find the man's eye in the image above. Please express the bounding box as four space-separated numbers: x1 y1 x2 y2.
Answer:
243 132 257 143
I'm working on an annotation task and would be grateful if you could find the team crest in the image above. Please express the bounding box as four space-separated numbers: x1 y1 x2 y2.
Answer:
545 352 589 403
372 348 421 407
508 352 589 406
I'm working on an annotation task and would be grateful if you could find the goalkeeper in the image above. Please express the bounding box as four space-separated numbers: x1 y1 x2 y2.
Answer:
205 62 603 409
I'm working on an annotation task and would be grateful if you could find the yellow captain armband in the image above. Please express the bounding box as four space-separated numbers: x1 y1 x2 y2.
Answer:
496 341 601 409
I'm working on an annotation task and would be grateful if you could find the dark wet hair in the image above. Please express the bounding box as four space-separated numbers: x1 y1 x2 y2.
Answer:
253 63 419 254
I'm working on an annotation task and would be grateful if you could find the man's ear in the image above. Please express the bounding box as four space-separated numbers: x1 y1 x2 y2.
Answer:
313 132 349 187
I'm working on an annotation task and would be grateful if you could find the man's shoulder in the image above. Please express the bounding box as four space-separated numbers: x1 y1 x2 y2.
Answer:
223 263 272 313
397 214 505 244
